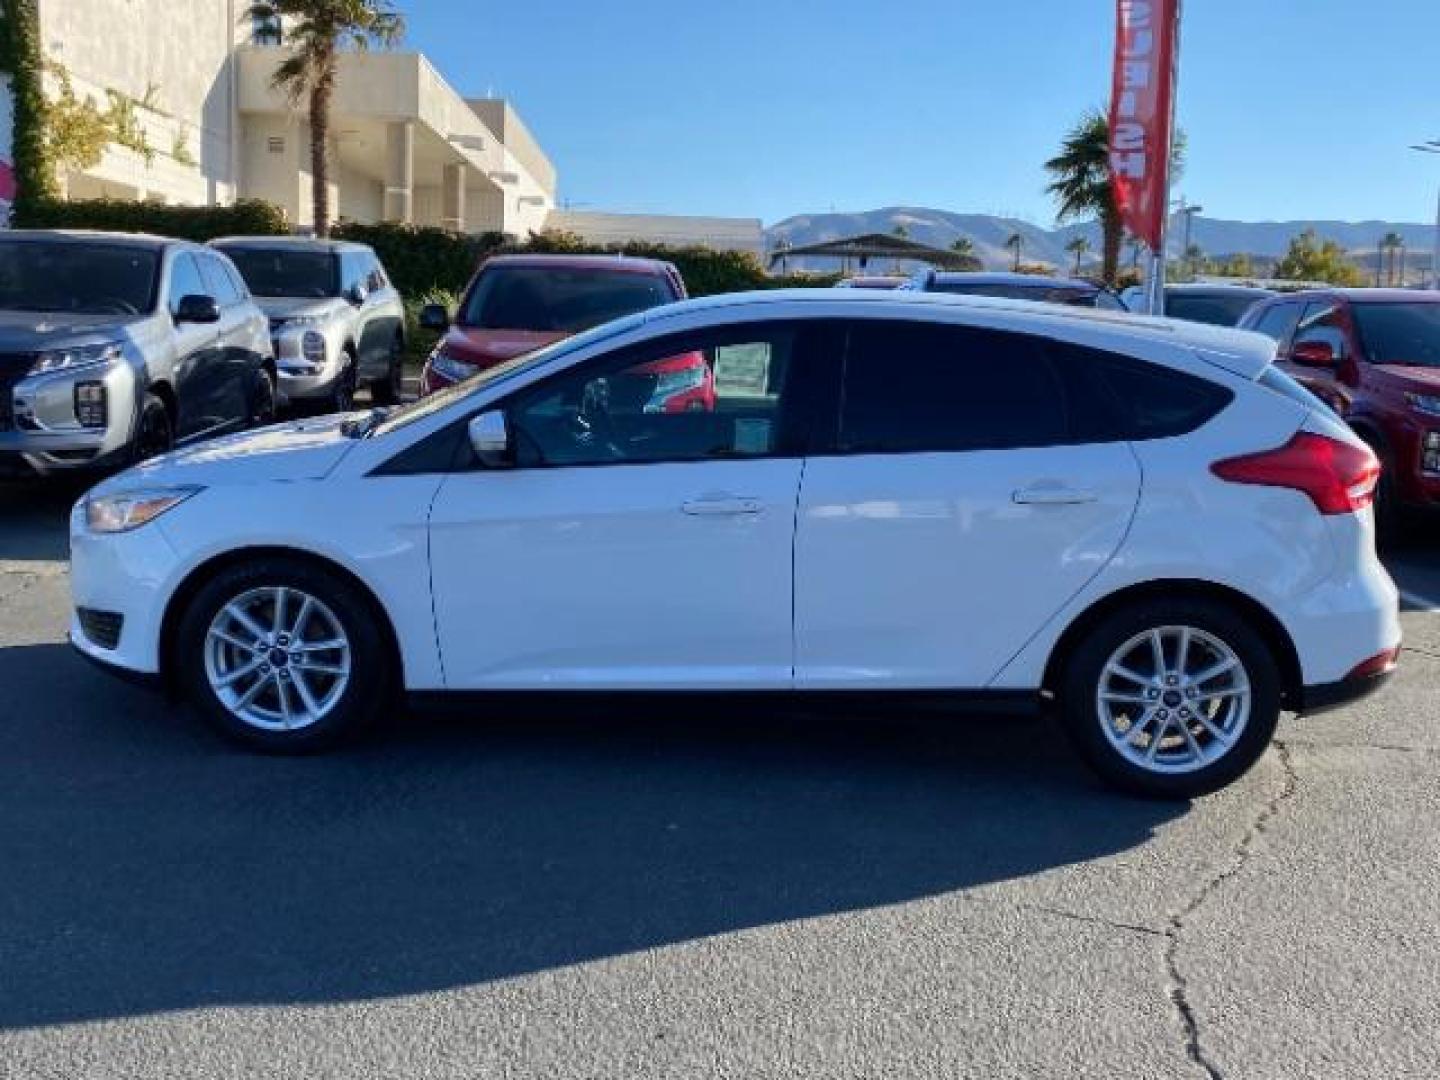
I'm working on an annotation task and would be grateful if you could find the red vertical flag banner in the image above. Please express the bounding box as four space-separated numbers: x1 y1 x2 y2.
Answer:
1108 0 1180 252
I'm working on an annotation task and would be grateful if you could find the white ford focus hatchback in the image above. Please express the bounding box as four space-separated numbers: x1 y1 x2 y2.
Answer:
71 291 1400 797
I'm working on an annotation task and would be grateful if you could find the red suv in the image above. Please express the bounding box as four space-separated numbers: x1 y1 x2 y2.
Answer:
418 255 710 409
1239 289 1440 528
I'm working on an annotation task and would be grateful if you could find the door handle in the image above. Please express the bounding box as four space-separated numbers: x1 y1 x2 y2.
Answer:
1012 485 1099 506
682 495 762 516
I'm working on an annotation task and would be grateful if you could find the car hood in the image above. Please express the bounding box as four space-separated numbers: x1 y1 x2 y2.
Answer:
255 296 348 322
91 414 361 496
1376 364 1440 391
444 327 568 366
0 308 137 350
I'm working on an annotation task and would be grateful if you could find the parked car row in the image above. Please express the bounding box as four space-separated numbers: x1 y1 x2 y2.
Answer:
0 230 403 479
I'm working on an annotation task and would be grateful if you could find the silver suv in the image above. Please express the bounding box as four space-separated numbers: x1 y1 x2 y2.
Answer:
211 238 406 410
0 231 275 478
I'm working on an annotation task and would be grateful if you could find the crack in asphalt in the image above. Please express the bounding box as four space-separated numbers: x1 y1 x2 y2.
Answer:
1400 645 1440 662
1021 903 1167 940
1162 740 1299 1080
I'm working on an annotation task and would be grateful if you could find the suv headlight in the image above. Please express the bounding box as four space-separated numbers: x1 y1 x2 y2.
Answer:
29 341 124 377
1405 392 1440 418
429 345 477 382
85 486 202 534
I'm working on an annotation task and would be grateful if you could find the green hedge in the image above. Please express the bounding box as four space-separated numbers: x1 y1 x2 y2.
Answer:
331 222 838 300
12 197 290 239
0 0 56 210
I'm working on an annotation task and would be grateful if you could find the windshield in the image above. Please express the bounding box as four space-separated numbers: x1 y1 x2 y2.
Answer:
1351 302 1440 368
1166 293 1265 327
221 248 339 298
458 266 674 333
0 241 159 314
933 282 1101 307
371 313 649 438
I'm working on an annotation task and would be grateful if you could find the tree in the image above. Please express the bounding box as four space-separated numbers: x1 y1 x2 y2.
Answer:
1044 109 1185 287
1065 235 1091 276
1275 229 1364 287
1004 231 1024 272
891 224 909 239
248 1 405 236
950 235 975 258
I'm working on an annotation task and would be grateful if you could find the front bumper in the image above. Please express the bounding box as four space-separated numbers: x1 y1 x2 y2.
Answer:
2 361 139 472
273 326 346 402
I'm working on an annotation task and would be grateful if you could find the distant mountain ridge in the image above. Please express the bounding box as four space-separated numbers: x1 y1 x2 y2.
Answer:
767 207 1436 274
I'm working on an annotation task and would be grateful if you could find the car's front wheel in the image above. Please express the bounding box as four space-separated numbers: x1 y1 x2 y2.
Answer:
368 333 405 406
175 558 392 752
1058 598 1281 798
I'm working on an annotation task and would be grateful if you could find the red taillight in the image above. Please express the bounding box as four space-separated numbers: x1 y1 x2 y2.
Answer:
1211 432 1380 515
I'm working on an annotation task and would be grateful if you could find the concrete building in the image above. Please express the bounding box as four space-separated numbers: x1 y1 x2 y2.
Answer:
15 0 763 252
34 0 554 235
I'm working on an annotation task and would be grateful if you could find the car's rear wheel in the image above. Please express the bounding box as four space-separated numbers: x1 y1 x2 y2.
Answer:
1058 599 1281 798
175 558 392 752
132 392 174 463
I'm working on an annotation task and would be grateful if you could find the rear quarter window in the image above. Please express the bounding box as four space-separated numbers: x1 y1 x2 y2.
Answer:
1048 342 1234 441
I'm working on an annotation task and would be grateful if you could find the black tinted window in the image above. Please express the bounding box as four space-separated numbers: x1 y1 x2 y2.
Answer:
223 248 338 298
1167 293 1263 327
1351 302 1440 368
839 322 1070 453
460 266 675 333
0 241 159 314
1051 342 1233 441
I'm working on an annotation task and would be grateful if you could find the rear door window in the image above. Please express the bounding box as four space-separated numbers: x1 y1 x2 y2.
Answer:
837 321 1071 453
1249 302 1304 346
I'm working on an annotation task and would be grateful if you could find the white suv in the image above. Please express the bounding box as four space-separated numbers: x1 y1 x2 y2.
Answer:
69 291 1400 797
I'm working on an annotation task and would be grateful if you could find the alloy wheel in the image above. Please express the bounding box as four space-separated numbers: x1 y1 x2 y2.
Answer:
203 586 351 732
1095 625 1251 775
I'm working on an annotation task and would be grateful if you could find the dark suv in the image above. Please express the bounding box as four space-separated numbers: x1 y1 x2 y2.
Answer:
1239 289 1440 526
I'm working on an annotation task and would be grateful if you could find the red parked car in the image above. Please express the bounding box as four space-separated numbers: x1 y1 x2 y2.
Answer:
1239 289 1440 529
419 255 711 410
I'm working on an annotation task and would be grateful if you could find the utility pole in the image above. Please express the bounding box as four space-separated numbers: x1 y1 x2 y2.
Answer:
1411 140 1440 289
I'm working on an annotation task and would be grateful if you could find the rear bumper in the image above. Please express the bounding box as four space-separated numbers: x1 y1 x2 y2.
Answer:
1297 667 1395 716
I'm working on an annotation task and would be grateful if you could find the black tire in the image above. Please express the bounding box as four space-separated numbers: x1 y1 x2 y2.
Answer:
1369 450 1407 549
327 354 358 414
368 335 404 406
1057 598 1281 799
248 367 277 428
174 557 393 753
132 392 174 463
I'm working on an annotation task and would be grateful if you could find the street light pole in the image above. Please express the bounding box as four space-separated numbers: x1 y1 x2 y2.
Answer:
1412 140 1440 290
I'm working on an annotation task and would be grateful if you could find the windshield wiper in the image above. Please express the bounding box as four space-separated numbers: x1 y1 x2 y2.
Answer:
340 407 390 438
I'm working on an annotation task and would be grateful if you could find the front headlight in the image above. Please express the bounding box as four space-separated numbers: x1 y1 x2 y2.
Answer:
29 341 124 377
1405 392 1440 418
85 487 202 534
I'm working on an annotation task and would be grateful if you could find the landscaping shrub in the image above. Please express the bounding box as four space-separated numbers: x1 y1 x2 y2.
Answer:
14 197 289 240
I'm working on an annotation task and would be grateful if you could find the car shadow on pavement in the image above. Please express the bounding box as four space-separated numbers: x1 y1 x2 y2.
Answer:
0 479 91 563
0 642 1185 1030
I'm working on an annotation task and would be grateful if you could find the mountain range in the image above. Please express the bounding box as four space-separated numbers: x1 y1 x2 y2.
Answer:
767 207 1437 276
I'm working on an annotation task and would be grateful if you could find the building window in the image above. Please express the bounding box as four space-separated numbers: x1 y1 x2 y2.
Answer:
252 12 282 45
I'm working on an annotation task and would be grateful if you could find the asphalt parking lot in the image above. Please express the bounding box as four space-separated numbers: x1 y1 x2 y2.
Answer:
1 478 1436 1079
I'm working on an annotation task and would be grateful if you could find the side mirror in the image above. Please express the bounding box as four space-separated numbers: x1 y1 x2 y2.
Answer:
175 294 220 324
419 303 450 331
1291 339 1336 368
346 282 368 306
467 409 512 468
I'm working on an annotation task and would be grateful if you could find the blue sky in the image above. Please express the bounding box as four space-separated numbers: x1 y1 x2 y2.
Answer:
405 0 1439 227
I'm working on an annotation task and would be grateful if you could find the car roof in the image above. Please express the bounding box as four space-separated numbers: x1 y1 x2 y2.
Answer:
0 229 181 250
928 271 1102 291
210 235 370 253
479 253 678 275
1254 288 1440 305
639 288 1275 379
1166 283 1275 297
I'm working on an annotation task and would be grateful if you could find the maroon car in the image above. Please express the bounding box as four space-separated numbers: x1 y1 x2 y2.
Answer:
419 254 691 395
1239 289 1440 529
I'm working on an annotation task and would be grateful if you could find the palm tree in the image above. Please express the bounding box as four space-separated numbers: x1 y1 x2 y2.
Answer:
1381 232 1403 286
247 1 405 236
1004 232 1024 272
1045 109 1185 286
1065 236 1091 276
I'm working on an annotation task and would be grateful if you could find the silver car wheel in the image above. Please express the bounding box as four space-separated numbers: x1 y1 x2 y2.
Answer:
1096 625 1251 775
203 586 351 732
